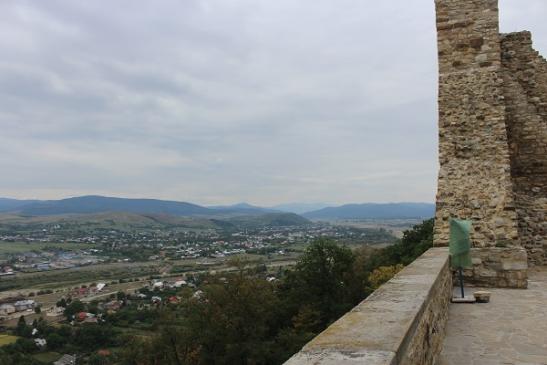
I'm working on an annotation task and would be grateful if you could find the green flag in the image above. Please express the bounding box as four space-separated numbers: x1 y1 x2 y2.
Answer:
449 218 472 269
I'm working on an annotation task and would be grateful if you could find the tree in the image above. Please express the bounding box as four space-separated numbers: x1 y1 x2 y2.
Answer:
88 353 111 365
368 264 404 290
45 333 64 350
14 338 37 354
283 238 355 327
119 220 436 365
56 298 67 308
16 316 31 337
64 300 85 319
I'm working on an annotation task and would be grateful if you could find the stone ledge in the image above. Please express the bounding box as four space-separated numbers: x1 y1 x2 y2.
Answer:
285 248 451 365
286 350 395 365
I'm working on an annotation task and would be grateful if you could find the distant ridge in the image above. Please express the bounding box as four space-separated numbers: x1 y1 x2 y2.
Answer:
0 196 434 221
12 195 214 216
0 198 40 212
271 203 330 214
208 202 278 214
303 203 435 220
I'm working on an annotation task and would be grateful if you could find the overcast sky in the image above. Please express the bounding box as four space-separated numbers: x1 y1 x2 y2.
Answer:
0 0 545 206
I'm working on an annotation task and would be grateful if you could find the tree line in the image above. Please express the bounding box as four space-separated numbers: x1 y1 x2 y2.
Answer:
121 219 434 365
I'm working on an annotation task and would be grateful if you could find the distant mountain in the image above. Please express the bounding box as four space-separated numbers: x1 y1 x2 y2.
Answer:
303 203 435 220
272 203 331 214
0 211 310 232
0 196 303 222
0 198 40 212
209 203 278 215
0 196 431 222
11 196 215 217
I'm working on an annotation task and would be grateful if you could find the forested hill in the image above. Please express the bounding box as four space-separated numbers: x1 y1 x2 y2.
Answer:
0 196 271 217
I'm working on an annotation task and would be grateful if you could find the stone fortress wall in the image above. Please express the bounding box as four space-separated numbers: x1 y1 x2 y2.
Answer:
501 32 547 266
434 0 546 287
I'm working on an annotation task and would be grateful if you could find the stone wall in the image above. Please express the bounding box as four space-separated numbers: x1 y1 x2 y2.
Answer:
501 32 547 266
434 0 547 284
285 248 451 365
461 247 528 288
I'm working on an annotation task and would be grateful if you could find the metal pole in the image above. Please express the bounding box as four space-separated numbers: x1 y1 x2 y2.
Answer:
458 267 465 298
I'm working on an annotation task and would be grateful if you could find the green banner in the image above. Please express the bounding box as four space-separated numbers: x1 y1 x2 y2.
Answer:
449 218 472 269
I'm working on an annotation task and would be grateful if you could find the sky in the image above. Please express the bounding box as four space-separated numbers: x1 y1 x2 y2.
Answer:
0 0 546 206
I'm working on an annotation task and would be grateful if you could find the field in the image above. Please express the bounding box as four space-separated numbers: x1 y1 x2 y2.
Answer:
0 241 97 258
0 334 19 346
0 253 299 309
32 352 62 363
328 218 422 238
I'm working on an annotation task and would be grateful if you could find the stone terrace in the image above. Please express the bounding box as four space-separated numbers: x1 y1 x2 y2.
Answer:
437 268 547 365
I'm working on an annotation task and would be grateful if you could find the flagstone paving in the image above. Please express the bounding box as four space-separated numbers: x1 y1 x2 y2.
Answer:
437 268 547 365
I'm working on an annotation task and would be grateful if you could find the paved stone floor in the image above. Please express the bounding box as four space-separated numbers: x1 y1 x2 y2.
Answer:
438 268 547 365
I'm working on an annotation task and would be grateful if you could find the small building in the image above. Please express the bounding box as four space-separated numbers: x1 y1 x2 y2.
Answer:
97 349 111 357
103 300 122 312
83 316 98 324
34 338 47 348
151 296 162 304
96 283 106 292
172 280 187 288
0 304 16 315
54 354 76 365
76 312 96 322
167 296 179 304
14 300 36 311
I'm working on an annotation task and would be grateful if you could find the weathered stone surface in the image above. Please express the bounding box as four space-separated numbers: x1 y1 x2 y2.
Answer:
438 268 547 364
286 350 396 365
434 0 547 283
456 247 528 288
285 248 451 365
501 32 547 267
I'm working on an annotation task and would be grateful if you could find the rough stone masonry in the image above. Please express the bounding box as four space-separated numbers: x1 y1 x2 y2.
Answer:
434 0 547 288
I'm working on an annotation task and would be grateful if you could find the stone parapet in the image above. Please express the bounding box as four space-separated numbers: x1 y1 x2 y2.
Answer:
285 248 451 365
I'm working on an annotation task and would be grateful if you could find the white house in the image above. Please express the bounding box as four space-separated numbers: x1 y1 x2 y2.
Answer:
152 281 164 289
14 300 36 311
34 338 47 348
173 280 187 288
0 304 16 315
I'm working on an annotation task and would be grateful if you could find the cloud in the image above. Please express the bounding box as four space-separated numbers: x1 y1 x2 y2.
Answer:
0 0 545 205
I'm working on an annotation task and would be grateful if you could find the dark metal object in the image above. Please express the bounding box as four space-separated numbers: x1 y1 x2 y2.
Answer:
458 267 465 298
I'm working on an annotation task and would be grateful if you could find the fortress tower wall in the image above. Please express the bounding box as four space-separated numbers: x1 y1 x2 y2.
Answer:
501 32 547 265
433 0 532 287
